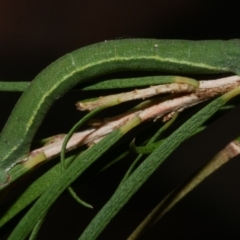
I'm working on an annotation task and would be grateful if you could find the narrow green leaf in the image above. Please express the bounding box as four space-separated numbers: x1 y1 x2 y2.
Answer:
78 86 240 240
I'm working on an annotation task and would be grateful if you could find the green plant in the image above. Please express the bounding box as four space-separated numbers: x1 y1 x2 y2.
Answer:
0 39 240 239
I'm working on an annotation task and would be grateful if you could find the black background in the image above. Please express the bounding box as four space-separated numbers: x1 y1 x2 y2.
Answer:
1 1 240 239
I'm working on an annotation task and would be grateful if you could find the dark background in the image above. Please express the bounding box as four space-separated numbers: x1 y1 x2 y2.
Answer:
1 1 240 239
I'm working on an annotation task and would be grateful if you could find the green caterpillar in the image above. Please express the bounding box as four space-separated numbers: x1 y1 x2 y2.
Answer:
0 39 240 185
